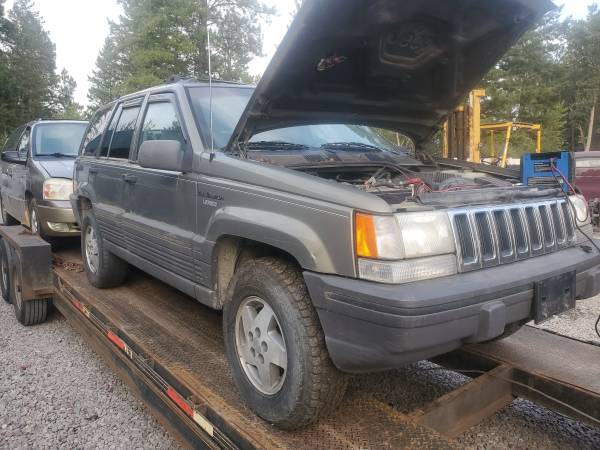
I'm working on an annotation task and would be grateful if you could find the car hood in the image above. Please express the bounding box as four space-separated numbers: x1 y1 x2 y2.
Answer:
227 0 554 152
37 159 75 179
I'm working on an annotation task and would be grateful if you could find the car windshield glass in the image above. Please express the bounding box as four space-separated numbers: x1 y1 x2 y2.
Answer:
33 123 88 157
187 86 410 154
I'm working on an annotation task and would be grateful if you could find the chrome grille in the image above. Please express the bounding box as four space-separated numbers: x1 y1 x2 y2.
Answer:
449 200 576 272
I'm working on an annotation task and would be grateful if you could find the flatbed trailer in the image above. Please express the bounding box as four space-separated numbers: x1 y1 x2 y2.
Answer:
2 226 599 449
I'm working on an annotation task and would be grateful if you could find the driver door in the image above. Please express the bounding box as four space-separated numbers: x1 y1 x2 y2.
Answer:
4 127 29 222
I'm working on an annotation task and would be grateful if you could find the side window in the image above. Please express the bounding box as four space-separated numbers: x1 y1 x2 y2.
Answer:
3 126 25 152
82 107 113 156
99 110 120 158
108 106 141 160
17 129 30 157
140 101 185 146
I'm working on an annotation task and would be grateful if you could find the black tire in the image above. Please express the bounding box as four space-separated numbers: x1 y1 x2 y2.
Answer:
0 238 11 303
81 210 128 288
1 197 18 225
28 199 59 249
12 260 49 326
223 257 348 430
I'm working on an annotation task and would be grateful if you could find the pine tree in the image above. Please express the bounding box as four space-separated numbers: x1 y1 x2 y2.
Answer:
87 0 274 106
6 0 57 124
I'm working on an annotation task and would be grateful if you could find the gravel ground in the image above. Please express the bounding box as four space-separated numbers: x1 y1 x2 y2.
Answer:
533 295 600 345
0 287 598 449
0 300 180 450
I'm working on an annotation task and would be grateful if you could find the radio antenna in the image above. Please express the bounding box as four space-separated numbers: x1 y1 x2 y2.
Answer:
207 22 215 162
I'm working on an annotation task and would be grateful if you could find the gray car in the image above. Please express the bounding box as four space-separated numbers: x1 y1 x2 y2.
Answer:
71 0 596 430
0 119 88 239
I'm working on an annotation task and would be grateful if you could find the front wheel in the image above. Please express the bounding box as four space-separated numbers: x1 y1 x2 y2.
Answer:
223 257 348 429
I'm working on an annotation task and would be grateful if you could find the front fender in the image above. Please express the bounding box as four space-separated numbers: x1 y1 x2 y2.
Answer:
206 207 338 273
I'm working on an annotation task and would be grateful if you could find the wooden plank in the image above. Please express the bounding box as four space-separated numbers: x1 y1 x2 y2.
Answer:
410 365 514 438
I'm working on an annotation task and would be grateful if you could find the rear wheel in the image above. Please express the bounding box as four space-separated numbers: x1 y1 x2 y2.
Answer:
12 261 49 326
223 257 348 429
81 211 128 288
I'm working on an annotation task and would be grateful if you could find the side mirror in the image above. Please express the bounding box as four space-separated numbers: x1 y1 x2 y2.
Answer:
138 140 184 172
1 151 26 165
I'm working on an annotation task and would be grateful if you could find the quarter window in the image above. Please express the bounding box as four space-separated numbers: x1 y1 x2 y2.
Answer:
140 101 185 146
17 129 30 157
108 107 141 160
82 107 113 156
99 111 120 158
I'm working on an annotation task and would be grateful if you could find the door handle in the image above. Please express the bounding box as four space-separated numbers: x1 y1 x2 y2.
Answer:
122 174 138 184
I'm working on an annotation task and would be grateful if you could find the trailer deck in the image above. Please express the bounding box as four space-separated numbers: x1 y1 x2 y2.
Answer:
52 252 456 449
48 246 600 449
1 228 596 449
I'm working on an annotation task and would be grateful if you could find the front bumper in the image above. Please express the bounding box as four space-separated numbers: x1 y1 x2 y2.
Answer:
304 244 600 373
37 200 79 237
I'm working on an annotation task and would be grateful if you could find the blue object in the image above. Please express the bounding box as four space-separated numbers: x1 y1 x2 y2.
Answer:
520 151 573 192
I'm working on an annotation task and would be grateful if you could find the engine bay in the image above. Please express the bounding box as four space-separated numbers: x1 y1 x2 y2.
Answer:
295 164 516 205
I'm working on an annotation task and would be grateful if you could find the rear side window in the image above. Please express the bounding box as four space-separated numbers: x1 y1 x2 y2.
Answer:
108 106 141 159
82 107 113 156
140 101 185 145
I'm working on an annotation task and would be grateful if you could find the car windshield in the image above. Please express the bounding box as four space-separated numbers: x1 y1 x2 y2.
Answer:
33 122 88 157
187 86 409 154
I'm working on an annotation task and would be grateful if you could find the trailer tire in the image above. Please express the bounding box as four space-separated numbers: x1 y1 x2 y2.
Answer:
11 262 48 326
223 257 348 430
0 239 11 303
81 211 128 289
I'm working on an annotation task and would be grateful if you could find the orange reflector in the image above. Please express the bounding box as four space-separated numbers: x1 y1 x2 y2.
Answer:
167 387 194 417
107 330 126 351
355 213 378 258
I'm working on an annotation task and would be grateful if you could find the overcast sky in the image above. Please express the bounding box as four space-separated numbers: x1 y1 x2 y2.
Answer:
3 0 597 106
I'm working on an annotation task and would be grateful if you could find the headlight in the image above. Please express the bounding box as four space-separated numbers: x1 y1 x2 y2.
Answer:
354 211 457 284
569 194 589 225
43 178 73 201
395 211 455 258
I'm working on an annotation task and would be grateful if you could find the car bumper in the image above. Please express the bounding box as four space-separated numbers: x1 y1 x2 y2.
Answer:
304 244 600 373
37 200 80 236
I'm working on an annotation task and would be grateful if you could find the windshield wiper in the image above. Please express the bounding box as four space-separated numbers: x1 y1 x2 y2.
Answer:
245 141 309 151
43 153 77 158
321 142 383 152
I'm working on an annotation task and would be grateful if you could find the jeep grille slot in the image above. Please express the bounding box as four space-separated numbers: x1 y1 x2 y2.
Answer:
454 213 476 266
449 200 575 272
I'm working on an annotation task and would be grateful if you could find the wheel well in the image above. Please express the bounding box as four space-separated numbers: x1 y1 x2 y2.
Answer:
213 236 302 308
78 196 92 212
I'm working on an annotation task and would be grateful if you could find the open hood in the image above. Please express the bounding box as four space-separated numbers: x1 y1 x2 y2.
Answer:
228 0 554 152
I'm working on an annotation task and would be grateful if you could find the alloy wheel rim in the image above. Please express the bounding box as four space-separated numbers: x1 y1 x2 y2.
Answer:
235 296 288 395
31 208 39 235
85 226 99 274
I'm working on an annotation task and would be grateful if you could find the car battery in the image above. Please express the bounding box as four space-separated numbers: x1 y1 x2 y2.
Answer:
520 151 574 192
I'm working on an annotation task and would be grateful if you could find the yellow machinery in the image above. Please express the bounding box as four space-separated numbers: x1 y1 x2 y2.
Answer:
481 122 541 168
442 89 542 168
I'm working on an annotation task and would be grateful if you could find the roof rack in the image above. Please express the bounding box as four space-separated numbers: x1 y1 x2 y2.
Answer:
164 74 250 86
